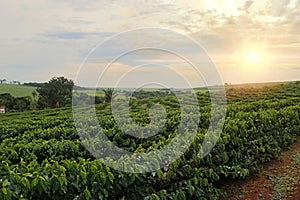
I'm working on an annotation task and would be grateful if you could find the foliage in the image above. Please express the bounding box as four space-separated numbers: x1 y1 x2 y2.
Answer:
23 82 45 88
0 93 15 110
72 92 103 106
37 77 74 109
0 93 31 112
0 81 299 199
103 88 117 103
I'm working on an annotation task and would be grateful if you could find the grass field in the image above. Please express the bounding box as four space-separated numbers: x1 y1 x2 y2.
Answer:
0 84 36 97
77 89 104 97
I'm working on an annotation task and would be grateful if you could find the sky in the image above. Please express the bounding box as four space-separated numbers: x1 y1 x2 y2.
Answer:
1 0 300 87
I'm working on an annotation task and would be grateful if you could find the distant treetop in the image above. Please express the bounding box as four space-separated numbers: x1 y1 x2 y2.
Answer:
23 82 45 88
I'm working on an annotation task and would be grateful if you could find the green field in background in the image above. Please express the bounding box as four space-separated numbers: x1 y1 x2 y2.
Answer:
0 84 36 97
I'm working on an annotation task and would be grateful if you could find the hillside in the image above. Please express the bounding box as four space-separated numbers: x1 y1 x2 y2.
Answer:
0 84 36 97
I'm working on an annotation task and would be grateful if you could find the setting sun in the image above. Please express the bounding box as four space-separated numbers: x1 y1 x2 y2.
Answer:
235 44 270 69
247 51 261 64
233 44 273 83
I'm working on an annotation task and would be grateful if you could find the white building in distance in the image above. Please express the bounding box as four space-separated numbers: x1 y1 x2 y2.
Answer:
0 106 5 114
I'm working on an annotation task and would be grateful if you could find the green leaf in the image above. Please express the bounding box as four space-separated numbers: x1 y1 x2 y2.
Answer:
2 180 9 187
100 172 106 185
84 188 92 200
102 189 109 198
21 177 30 190
108 172 114 183
31 178 38 188
2 188 7 195
80 171 87 184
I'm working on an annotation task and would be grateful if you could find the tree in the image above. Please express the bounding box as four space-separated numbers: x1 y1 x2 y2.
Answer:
13 97 31 111
0 94 31 111
103 88 117 103
0 93 15 110
37 77 74 108
32 90 38 101
23 82 44 88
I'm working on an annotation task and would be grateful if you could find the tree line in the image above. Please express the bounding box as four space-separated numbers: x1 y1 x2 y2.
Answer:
0 77 112 112
0 94 31 112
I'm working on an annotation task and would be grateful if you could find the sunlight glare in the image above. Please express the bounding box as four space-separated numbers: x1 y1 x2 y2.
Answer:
247 51 261 64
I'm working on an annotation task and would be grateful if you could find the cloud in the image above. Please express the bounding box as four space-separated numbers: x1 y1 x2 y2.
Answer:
0 0 299 85
243 0 254 13
45 32 116 40
46 32 90 40
73 61 207 88
161 1 300 59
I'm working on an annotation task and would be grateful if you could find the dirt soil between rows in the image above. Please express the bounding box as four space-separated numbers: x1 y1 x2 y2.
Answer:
222 138 300 200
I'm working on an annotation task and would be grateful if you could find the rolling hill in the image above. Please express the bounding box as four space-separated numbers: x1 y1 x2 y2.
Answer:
0 84 37 97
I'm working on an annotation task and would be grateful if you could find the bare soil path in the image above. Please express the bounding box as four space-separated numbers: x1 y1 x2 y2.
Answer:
223 138 300 200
